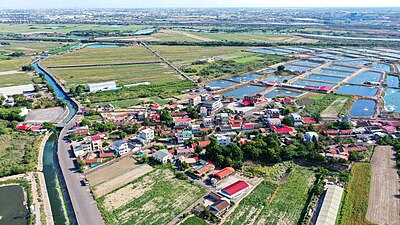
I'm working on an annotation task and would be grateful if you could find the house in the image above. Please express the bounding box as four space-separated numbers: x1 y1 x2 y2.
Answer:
217 135 231 146
114 140 130 155
72 145 86 157
193 163 215 177
340 130 352 135
175 130 194 144
174 118 192 128
138 128 154 144
220 180 250 199
270 125 294 134
200 107 208 117
220 113 229 124
290 113 302 123
202 99 223 114
266 118 282 127
305 132 319 142
325 129 339 135
99 151 115 159
242 123 255 130
242 94 268 106
192 124 201 134
302 117 316 124
91 135 103 151
86 81 117 93
206 192 231 217
266 108 280 118
82 158 103 166
214 167 235 180
153 150 173 163
188 95 201 106
69 126 90 136
16 124 30 131
318 86 332 93
176 146 195 156
203 117 214 128
82 107 91 115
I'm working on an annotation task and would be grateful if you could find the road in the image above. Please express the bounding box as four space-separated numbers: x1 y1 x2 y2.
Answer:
57 116 105 225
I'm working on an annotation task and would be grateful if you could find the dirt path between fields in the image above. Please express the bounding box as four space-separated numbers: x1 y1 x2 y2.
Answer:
366 146 400 225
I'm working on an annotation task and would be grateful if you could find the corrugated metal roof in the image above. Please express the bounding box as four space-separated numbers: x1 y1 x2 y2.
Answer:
316 185 344 225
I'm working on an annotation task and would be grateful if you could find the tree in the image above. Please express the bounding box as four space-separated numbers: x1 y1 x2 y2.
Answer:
160 110 173 126
282 116 294 126
80 118 90 126
349 151 363 161
143 118 151 126
277 65 285 72
120 132 127 139
21 65 34 71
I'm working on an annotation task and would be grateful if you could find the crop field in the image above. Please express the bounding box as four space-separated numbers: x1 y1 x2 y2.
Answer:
0 71 32 88
320 96 350 118
0 23 147 34
46 63 181 87
181 216 210 225
42 46 160 66
150 45 247 66
0 41 68 54
337 163 374 225
97 168 207 225
224 166 315 225
86 157 154 197
0 57 33 72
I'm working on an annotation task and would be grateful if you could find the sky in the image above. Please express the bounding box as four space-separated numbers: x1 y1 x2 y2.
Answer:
1 0 400 9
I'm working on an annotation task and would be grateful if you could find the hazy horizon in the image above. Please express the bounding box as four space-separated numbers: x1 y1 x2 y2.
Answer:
1 0 400 9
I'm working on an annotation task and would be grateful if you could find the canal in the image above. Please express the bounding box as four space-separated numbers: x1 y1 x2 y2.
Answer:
33 62 78 224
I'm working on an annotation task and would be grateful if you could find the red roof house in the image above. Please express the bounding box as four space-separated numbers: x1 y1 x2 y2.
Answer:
220 180 250 198
270 125 293 134
214 167 235 180
16 124 30 131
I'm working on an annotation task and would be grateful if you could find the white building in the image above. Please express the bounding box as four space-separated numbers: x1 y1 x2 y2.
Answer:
114 140 130 155
138 128 154 144
0 84 35 99
188 95 201 106
217 135 231 146
174 118 192 128
153 150 173 163
203 117 214 128
86 81 117 93
266 118 282 127
202 99 223 114
175 131 194 144
290 113 302 123
305 132 319 142
192 124 201 134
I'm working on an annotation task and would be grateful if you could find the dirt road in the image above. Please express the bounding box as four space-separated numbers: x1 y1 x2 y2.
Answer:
366 146 400 225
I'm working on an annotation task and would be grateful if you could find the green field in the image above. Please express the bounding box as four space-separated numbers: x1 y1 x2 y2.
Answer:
337 163 374 225
97 169 207 225
0 41 68 55
224 166 315 225
150 45 247 66
96 96 169 109
0 57 33 72
181 216 209 225
0 121 43 177
0 71 32 88
47 63 181 87
42 46 159 66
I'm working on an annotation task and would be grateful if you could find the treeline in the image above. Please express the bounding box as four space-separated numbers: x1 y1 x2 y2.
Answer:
205 132 332 169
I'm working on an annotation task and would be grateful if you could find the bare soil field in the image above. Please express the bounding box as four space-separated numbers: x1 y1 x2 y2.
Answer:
26 107 66 123
366 146 400 225
85 157 154 197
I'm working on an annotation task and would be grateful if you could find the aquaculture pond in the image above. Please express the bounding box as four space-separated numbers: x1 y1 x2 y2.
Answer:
348 71 381 84
291 61 321 67
85 44 121 48
282 47 314 52
316 53 351 60
285 65 312 73
349 99 376 117
264 88 304 98
369 64 391 73
205 80 237 89
338 60 372 66
262 74 295 83
336 85 378 97
386 75 399 87
305 74 344 83
261 69 275 74
317 69 353 77
249 49 286 55
134 28 157 35
228 73 261 82
291 80 335 87
308 57 330 62
384 88 400 112
222 85 264 98
327 65 359 72
0 185 28 225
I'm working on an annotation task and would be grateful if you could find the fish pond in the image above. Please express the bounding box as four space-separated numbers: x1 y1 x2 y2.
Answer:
336 85 378 97
228 73 261 82
262 74 295 83
205 80 237 89
349 99 376 117
317 69 353 77
386 75 399 87
305 74 344 83
291 80 335 87
369 64 391 73
264 88 304 98
222 85 264 98
384 88 400 112
348 71 381 84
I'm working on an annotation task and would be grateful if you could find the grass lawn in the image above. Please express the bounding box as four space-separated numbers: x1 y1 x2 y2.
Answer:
0 41 68 55
46 63 181 87
97 168 207 225
224 166 315 225
298 93 341 117
0 122 43 177
150 45 247 66
42 45 159 66
0 57 33 72
181 216 209 225
0 72 32 88
337 163 374 225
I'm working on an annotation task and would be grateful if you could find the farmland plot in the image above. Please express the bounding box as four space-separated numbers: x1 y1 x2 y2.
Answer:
98 169 207 225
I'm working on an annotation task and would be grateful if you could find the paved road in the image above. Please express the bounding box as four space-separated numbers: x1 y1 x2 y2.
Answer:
57 117 105 225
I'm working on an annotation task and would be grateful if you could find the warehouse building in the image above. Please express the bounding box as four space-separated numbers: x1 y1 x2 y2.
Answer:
316 185 344 225
86 81 117 93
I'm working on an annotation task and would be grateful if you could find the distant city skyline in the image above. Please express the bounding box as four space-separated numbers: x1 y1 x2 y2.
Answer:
1 0 400 9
